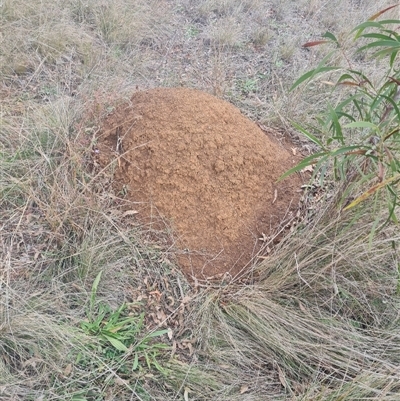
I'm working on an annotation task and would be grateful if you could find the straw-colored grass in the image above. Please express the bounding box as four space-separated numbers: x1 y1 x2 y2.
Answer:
1 0 399 400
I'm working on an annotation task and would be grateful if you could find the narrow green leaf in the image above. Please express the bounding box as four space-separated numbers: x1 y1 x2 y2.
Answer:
335 111 356 122
90 271 103 313
329 145 365 157
361 33 397 40
358 40 400 52
132 352 139 370
145 329 169 338
368 216 381 250
378 19 400 25
277 151 328 181
384 127 400 141
390 50 397 67
387 185 399 224
337 73 357 83
371 47 400 63
352 99 365 120
328 104 343 144
347 69 373 86
352 21 383 38
290 51 339 91
344 121 379 129
290 66 338 91
291 121 324 148
380 94 400 121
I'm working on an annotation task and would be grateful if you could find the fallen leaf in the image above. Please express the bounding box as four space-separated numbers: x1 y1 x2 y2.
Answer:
167 328 173 340
321 80 335 86
184 387 191 401
181 295 192 304
298 301 306 313
63 363 73 377
115 377 129 386
240 385 249 394
123 210 139 217
272 189 278 204
171 340 177 357
301 165 314 173
277 364 287 388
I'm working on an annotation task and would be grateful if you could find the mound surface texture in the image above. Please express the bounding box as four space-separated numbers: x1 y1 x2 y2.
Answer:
97 88 301 279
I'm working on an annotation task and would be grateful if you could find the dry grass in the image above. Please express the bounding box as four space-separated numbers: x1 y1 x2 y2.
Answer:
1 0 399 400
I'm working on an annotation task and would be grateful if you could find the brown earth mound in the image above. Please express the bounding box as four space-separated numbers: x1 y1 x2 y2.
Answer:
96 88 302 280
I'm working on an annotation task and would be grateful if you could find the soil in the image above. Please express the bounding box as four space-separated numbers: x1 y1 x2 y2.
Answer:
96 88 302 280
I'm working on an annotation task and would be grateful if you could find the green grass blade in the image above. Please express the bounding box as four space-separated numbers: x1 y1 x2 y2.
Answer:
329 145 365 157
132 352 139 370
328 103 344 144
352 21 383 38
290 51 339 91
277 151 328 181
358 40 400 52
362 33 398 40
371 47 400 63
145 329 169 338
291 121 325 148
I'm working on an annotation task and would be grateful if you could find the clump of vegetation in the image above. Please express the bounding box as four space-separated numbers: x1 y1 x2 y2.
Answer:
282 5 400 232
79 272 170 374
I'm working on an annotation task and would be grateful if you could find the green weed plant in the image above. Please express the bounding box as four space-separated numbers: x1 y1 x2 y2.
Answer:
282 5 400 230
79 272 169 373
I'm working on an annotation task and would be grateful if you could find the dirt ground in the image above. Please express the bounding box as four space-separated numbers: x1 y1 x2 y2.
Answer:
97 88 302 280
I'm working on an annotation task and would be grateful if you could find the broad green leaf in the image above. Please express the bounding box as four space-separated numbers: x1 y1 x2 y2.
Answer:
103 335 129 352
323 31 338 43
